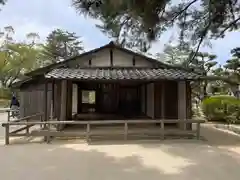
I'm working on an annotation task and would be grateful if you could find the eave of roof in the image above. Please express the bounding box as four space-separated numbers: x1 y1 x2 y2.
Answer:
10 77 33 89
45 67 202 81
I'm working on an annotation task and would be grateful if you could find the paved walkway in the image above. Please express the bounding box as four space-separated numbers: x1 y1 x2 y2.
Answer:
0 113 240 180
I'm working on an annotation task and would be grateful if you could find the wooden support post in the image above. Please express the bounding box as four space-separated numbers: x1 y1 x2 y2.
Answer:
46 123 51 144
59 80 67 130
161 120 164 140
40 115 43 129
161 83 165 119
26 118 29 134
51 80 55 118
43 82 48 142
86 123 90 142
178 81 187 130
5 124 9 145
50 81 54 121
43 82 48 126
196 123 200 140
7 111 10 122
124 121 128 140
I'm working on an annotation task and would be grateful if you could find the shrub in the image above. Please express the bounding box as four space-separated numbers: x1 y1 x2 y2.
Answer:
202 95 240 123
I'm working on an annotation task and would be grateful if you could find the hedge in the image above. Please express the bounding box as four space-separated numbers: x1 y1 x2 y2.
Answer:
202 95 240 124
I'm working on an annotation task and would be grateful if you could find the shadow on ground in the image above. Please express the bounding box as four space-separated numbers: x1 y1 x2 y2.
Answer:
0 137 240 180
1 115 240 180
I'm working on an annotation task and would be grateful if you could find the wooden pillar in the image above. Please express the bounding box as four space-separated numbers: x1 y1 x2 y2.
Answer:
50 80 54 120
144 84 147 114
178 81 187 129
161 82 165 119
5 124 9 145
77 84 82 113
43 81 48 122
19 91 24 118
72 83 78 114
66 81 73 119
146 83 155 119
56 81 61 120
51 80 55 118
186 81 192 130
59 80 67 130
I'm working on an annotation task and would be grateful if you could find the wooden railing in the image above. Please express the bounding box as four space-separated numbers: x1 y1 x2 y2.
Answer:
2 119 205 145
6 109 20 122
2 113 43 144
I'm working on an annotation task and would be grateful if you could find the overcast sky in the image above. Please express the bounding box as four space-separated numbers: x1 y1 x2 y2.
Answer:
0 0 239 64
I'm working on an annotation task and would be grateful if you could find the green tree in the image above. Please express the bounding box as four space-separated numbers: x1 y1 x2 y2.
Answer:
0 43 41 87
190 52 218 100
210 66 230 94
26 32 40 46
0 26 42 87
224 47 240 84
156 44 191 65
72 0 240 57
41 29 84 64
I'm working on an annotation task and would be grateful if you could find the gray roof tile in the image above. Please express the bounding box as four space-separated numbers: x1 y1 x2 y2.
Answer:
45 68 201 80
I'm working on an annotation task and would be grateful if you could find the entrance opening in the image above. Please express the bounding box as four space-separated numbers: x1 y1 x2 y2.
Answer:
81 90 96 113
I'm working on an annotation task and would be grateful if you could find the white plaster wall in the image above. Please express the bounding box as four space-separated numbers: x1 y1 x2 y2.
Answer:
75 56 90 67
91 48 111 66
72 83 78 114
178 81 186 120
67 48 111 67
67 48 154 68
146 83 154 118
113 49 153 67
113 49 133 66
135 56 153 67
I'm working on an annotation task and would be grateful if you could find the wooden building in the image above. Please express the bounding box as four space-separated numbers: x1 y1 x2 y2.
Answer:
12 42 203 130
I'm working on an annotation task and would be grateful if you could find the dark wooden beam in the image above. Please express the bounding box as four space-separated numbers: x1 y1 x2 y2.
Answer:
66 81 73 119
161 82 165 119
110 49 113 66
59 80 67 130
144 84 147 114
51 80 55 117
43 82 48 123
56 81 61 120
132 56 136 66
77 83 82 113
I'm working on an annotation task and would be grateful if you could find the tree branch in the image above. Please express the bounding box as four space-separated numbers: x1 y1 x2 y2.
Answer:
189 22 211 64
219 16 240 37
171 0 199 22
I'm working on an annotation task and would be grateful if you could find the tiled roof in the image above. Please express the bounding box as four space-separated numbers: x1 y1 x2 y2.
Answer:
45 68 201 81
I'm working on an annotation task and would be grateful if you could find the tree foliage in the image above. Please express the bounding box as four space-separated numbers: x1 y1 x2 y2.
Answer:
156 44 190 65
224 47 240 84
41 29 84 64
0 44 41 87
157 43 240 104
72 0 240 57
0 26 86 89
0 27 42 88
0 0 6 9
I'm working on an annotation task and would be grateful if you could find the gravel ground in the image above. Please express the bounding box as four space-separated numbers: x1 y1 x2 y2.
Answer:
0 113 240 180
